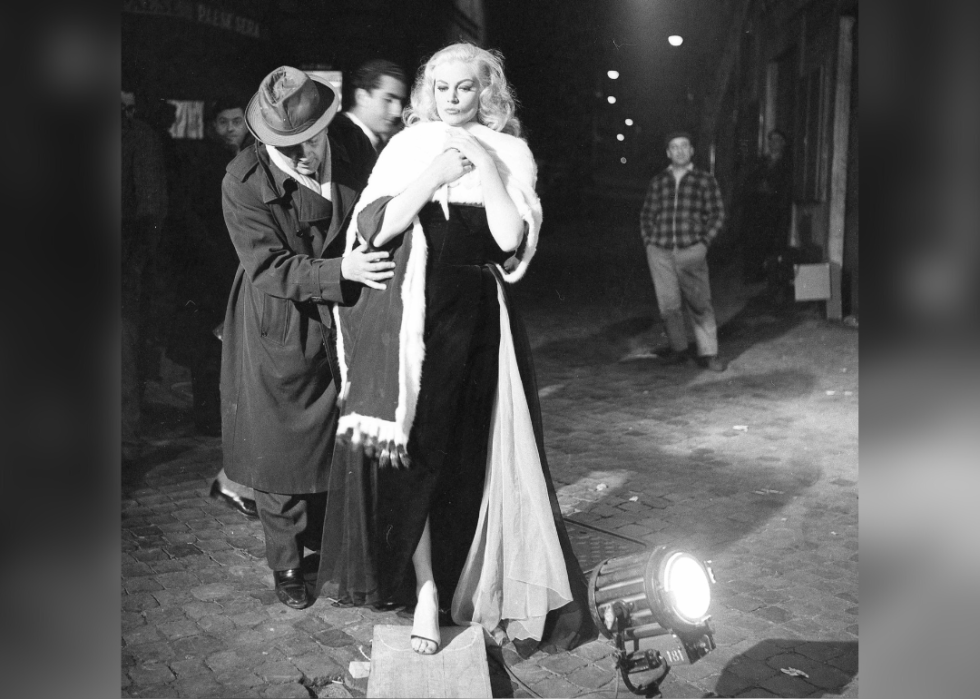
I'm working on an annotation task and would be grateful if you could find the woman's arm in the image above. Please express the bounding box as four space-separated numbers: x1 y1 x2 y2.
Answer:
447 133 524 253
371 147 472 247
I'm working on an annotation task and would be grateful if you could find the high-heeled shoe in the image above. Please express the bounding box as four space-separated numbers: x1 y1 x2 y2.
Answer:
411 581 441 655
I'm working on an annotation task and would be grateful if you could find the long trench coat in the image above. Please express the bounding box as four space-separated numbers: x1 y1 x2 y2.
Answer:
220 121 372 494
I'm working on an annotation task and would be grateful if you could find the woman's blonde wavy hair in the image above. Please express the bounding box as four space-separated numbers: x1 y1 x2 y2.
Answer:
403 43 522 137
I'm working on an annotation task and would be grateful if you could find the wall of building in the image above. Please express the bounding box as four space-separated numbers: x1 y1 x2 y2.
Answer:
121 0 458 105
717 0 858 317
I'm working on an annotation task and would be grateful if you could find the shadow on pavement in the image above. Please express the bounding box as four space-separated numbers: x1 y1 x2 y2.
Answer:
716 295 823 365
710 639 857 697
534 314 660 366
121 398 201 498
528 293 820 370
121 440 197 498
563 439 823 559
685 367 818 399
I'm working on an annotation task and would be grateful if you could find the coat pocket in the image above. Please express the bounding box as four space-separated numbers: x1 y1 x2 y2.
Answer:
259 295 291 346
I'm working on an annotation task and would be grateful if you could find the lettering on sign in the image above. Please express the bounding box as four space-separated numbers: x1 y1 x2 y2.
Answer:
123 0 265 40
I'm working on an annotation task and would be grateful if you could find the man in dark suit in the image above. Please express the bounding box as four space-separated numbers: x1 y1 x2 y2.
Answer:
220 66 394 609
338 59 408 156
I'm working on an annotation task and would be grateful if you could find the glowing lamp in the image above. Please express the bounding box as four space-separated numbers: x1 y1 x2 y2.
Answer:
588 546 717 695
607 95 617 104
668 35 684 47
608 70 620 79
625 118 634 126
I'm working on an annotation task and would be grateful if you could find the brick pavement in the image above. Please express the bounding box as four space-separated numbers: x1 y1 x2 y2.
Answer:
122 225 858 698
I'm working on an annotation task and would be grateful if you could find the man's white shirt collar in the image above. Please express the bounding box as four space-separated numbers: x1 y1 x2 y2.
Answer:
266 144 332 201
670 162 694 182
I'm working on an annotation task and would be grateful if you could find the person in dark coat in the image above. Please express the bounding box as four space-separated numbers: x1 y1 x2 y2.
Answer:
341 58 408 154
121 88 168 462
166 94 261 518
172 96 254 437
221 66 394 609
325 59 408 188
741 129 793 283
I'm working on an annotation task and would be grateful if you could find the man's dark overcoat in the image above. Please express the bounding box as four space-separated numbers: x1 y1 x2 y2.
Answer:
220 120 372 494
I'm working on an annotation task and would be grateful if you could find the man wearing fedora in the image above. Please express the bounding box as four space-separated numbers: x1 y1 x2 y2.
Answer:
220 66 395 609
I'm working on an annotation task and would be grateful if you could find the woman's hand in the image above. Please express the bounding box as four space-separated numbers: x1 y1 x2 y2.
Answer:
445 132 494 173
341 244 396 290
425 146 475 188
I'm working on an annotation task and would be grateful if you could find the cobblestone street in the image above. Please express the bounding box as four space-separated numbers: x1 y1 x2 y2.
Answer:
122 222 858 698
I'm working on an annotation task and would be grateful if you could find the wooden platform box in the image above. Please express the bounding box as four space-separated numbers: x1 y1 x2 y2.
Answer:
794 262 831 301
367 624 492 698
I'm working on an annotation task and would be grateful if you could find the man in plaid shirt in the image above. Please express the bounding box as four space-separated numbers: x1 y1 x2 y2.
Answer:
640 131 727 371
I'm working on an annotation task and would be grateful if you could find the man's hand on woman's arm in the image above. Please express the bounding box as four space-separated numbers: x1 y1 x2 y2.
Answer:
341 244 395 290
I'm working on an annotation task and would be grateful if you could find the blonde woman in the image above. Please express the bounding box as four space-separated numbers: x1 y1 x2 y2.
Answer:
319 43 595 656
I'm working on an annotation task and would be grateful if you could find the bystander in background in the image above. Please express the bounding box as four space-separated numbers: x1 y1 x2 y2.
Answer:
166 94 259 517
741 128 793 285
639 131 728 372
121 87 168 462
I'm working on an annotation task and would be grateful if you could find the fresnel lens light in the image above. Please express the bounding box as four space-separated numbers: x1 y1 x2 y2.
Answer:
588 546 717 696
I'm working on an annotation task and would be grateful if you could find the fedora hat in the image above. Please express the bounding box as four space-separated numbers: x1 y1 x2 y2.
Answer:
246 66 340 146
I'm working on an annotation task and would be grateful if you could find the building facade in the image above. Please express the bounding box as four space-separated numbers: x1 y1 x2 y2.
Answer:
705 0 858 319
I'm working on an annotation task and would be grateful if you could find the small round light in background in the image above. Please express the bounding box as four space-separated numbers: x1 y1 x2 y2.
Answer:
616 134 625 142
625 118 634 126
607 95 617 104
668 35 683 47
607 70 620 79
620 157 627 164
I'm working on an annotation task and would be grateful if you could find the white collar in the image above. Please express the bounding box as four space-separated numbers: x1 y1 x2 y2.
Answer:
669 162 695 178
265 144 332 201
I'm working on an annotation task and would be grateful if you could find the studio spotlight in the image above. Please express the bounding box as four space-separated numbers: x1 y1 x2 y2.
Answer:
588 546 717 696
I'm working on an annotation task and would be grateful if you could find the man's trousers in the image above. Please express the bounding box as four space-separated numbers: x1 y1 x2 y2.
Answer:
254 491 326 571
645 242 719 358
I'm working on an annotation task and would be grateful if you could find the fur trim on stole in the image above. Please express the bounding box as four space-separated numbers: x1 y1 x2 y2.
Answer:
333 122 542 450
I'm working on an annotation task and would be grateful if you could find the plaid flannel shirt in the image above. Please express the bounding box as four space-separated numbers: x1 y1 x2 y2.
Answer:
640 166 725 249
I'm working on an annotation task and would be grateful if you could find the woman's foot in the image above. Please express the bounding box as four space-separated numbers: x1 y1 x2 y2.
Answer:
410 580 441 655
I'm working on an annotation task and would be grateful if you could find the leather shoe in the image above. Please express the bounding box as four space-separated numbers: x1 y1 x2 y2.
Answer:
209 480 259 519
698 355 728 372
273 568 311 609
